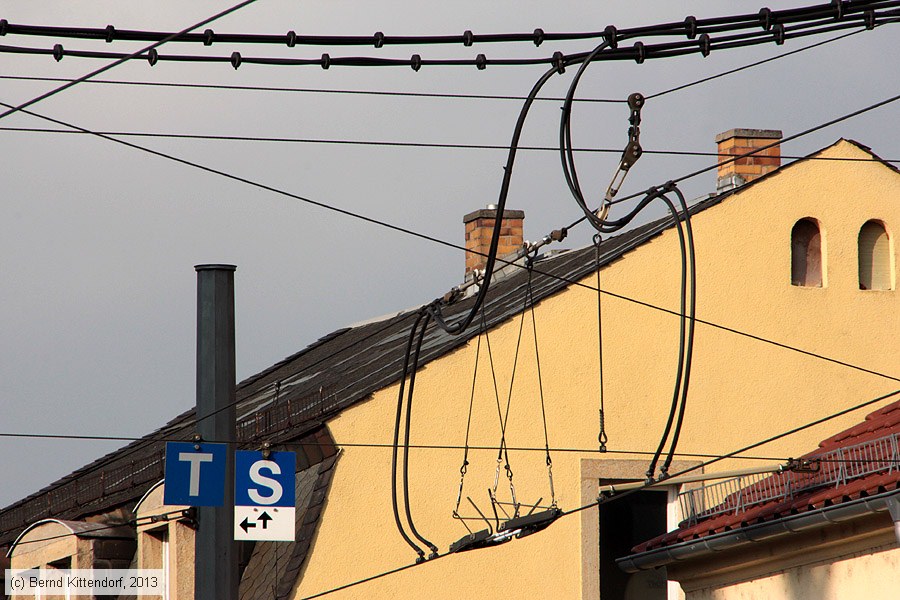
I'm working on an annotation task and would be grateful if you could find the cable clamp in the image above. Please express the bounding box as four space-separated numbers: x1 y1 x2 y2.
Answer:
684 16 697 39
864 10 876 29
759 8 773 31
476 54 487 70
699 33 711 57
463 30 474 47
286 30 297 47
603 25 618 49
552 51 565 74
772 23 786 45
231 52 242 70
410 54 422 71
833 0 845 21
147 48 159 66
203 28 215 46
532 28 544 47
373 31 385 48
53 44 64 62
105 25 115 43
633 41 645 64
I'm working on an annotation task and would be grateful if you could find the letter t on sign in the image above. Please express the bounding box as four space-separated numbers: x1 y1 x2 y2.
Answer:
164 441 227 506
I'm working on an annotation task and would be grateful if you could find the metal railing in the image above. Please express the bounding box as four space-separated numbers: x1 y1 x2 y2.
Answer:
678 432 900 525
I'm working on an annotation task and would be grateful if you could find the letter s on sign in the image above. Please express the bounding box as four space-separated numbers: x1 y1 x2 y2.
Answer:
248 460 283 505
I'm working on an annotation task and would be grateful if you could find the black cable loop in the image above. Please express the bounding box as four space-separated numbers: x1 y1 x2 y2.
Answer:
427 61 563 338
390 311 426 559
558 41 612 231
644 188 695 481
401 310 439 556
594 234 608 453
660 184 697 476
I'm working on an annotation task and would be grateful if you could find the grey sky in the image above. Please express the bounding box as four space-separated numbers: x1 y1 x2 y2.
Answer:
1 1 897 509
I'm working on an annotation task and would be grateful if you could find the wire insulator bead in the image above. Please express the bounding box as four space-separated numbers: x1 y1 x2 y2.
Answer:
759 8 773 31
552 51 565 74
374 31 384 48
203 28 214 46
633 41 646 64
833 0 845 21
411 54 421 71
320 53 330 69
476 54 487 70
52 44 64 62
684 16 698 39
463 30 474 47
231 52 242 69
699 33 711 57
104 25 115 43
532 28 544 46
864 10 877 29
147 48 159 66
0 19 7 36
286 30 297 47
773 23 786 45
603 25 618 49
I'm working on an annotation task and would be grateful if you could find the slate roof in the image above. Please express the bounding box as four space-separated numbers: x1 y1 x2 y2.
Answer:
632 399 900 553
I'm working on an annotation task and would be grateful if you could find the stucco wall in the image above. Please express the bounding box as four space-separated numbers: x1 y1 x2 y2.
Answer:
688 544 900 600
292 141 900 599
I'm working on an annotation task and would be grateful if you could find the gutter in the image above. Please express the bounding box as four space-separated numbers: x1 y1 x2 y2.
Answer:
617 488 900 573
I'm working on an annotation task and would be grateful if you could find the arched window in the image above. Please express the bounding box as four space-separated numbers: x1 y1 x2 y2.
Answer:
858 220 893 290
791 218 823 287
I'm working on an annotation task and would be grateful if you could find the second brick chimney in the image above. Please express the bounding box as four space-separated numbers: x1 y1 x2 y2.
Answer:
463 205 524 276
715 128 783 193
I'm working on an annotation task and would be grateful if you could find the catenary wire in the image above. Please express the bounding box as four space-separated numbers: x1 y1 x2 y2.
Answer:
2 125 898 163
1 12 895 105
0 428 803 462
2 7 898 70
3 1 894 47
0 0 260 122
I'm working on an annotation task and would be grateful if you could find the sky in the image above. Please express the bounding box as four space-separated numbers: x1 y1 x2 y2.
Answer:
0 1 897 509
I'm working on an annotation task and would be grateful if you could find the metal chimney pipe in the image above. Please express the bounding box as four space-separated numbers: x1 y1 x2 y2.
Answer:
194 264 239 600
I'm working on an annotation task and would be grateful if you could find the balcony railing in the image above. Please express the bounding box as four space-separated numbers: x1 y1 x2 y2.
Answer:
678 432 900 525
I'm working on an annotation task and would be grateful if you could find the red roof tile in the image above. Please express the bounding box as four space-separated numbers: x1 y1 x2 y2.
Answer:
634 399 900 553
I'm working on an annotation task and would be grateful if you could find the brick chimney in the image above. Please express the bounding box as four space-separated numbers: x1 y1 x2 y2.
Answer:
463 205 524 275
715 128 782 193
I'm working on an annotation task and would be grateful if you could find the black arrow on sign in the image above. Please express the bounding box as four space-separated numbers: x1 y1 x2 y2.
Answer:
240 517 256 533
258 512 272 529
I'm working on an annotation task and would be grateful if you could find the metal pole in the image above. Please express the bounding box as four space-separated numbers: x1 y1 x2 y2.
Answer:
195 264 238 600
